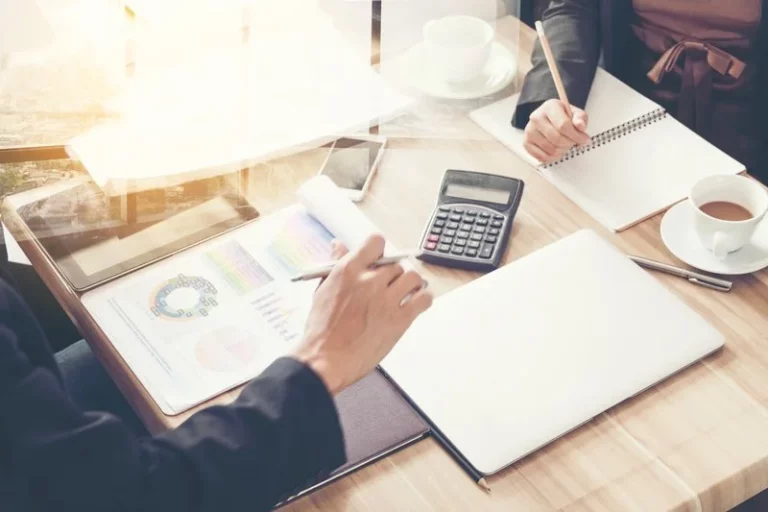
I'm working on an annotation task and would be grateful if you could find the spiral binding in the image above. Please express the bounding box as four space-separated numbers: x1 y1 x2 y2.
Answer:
541 108 668 169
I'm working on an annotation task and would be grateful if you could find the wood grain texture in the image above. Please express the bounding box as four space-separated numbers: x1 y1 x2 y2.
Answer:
4 15 768 512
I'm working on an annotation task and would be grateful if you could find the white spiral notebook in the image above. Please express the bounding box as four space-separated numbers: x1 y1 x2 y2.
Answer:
470 68 745 231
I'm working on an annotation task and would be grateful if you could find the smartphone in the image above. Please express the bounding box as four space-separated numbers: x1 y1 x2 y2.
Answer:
318 135 387 202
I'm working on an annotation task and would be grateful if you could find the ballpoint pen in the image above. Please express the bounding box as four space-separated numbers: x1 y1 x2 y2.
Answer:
290 251 422 282
629 255 732 292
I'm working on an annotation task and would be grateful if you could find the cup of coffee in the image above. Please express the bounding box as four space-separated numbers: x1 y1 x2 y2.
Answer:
423 15 494 83
689 174 768 259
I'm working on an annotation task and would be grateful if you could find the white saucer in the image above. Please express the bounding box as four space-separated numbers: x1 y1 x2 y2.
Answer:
660 200 768 275
390 41 517 100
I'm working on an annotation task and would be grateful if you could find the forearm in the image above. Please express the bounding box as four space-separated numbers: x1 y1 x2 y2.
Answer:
3 357 345 512
513 0 601 127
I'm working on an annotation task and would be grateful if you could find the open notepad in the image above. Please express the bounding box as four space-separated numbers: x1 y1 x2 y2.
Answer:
81 176 400 415
470 68 744 231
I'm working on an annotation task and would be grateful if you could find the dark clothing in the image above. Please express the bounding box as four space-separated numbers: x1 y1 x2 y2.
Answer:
512 0 768 182
55 339 148 437
0 268 345 512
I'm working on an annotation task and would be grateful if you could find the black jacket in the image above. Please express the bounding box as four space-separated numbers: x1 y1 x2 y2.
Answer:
0 270 345 512
512 0 767 178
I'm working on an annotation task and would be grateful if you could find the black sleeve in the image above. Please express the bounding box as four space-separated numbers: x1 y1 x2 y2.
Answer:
0 281 346 512
512 0 601 128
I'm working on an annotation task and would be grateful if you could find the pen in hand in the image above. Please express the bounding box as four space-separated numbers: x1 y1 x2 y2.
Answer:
290 250 422 282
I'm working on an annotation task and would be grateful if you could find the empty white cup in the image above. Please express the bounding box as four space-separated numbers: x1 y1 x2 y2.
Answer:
423 15 494 83
690 174 768 259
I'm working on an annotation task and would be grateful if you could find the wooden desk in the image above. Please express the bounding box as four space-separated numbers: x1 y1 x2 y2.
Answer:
5 16 768 512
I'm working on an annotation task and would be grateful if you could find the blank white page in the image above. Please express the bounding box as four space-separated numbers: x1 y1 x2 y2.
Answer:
381 229 724 476
543 115 744 231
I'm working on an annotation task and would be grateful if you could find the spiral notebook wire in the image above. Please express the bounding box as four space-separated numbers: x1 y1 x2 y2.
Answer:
541 108 668 169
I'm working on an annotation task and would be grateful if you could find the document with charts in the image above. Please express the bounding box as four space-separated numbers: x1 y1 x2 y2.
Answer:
469 68 745 231
82 177 392 414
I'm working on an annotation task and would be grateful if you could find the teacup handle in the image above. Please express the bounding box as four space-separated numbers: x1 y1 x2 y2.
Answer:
712 231 730 260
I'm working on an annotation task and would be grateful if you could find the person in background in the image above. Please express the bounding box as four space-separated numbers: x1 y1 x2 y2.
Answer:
513 1 767 184
1 235 432 512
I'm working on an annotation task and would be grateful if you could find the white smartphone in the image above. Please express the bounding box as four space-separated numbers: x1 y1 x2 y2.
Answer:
318 135 387 202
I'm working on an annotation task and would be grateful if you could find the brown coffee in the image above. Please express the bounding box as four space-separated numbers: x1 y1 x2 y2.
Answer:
699 201 754 221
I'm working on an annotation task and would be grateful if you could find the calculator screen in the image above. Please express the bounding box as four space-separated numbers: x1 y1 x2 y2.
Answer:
445 183 511 205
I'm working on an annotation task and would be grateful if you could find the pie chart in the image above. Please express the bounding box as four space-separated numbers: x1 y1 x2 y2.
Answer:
194 325 258 373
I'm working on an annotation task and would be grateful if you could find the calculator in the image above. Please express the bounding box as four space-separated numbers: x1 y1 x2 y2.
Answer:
419 170 524 272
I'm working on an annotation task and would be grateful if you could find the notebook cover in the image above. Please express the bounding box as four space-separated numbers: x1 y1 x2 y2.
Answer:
277 369 429 507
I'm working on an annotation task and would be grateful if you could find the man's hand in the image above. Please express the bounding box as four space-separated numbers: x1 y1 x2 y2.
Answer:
292 235 433 395
523 99 590 164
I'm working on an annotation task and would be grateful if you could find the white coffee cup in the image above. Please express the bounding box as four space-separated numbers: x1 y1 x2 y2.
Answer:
423 15 494 83
690 174 768 259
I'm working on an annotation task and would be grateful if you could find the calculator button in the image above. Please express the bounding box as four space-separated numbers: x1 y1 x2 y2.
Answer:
462 216 476 224
491 220 503 228
457 231 469 239
455 239 467 247
434 220 446 227
439 206 450 212
448 222 460 229
444 229 457 237
486 236 498 243
428 234 440 242
476 218 489 226
441 237 454 245
471 233 483 241
450 214 462 222
424 242 437 251
438 244 451 253
465 210 477 217
493 214 504 220
480 244 495 259
473 226 486 234
451 246 465 255
453 207 465 214
436 212 448 220
466 249 478 257
461 223 473 232
468 241 481 249
431 227 442 234
489 228 500 235
479 212 490 218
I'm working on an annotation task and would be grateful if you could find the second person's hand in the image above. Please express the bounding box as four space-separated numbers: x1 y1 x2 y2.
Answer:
523 99 590 164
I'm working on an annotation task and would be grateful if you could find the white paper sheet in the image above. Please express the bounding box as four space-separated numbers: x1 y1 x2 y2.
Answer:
81 176 391 414
470 68 745 231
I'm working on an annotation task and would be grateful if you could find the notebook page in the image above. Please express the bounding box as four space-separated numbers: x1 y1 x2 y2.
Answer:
469 68 661 166
543 115 745 231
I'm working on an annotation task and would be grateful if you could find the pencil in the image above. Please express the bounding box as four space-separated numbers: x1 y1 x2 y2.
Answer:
430 422 491 492
534 20 573 118
290 250 421 282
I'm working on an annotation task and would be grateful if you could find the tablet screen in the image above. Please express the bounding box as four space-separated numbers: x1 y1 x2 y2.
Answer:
17 178 259 291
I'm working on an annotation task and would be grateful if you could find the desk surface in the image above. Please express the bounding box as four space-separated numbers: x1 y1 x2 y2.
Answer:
4 15 768 512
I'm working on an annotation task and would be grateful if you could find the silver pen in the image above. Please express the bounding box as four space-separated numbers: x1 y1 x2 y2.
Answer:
290 250 422 282
629 255 732 292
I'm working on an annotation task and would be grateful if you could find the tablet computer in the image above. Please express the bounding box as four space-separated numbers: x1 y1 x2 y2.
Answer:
16 177 259 292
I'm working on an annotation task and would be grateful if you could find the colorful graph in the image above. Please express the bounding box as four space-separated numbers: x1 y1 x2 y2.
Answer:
264 212 335 277
149 274 219 320
195 325 259 373
205 241 273 295
251 290 302 344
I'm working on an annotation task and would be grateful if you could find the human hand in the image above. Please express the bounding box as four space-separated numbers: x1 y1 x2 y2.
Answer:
292 235 433 395
523 99 590 164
